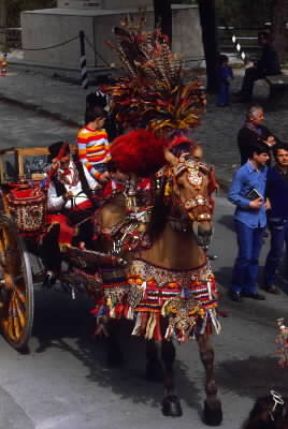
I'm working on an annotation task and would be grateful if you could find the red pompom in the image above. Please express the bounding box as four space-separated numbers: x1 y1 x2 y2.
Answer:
111 129 167 177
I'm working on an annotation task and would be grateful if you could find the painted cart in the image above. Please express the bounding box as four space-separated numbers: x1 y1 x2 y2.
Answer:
0 146 125 351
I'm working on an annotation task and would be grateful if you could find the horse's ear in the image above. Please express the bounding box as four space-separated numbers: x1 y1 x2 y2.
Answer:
164 148 178 166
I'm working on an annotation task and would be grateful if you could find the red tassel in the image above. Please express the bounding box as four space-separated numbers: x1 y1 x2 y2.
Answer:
115 303 125 318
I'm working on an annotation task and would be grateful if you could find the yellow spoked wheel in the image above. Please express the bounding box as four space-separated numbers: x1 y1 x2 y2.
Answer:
0 215 34 351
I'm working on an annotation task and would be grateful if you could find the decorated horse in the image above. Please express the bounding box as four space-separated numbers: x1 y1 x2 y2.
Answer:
90 128 222 425
88 16 223 425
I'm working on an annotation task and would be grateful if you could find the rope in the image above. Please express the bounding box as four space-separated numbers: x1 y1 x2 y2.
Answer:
22 35 78 51
84 35 111 68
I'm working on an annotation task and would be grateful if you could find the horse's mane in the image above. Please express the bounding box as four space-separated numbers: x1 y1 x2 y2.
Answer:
110 129 172 241
147 192 171 242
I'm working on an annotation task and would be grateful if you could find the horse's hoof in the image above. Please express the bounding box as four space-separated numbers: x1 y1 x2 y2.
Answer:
145 360 163 383
202 399 223 426
162 395 183 417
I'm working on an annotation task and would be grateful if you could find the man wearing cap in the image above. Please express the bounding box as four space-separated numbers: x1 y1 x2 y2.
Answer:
41 141 99 284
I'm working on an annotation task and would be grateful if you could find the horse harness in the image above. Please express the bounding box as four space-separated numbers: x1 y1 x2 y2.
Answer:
171 159 213 222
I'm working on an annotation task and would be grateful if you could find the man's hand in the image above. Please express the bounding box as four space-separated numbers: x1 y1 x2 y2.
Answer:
51 159 60 171
99 171 110 184
264 135 276 147
264 199 271 211
249 197 263 210
63 191 73 201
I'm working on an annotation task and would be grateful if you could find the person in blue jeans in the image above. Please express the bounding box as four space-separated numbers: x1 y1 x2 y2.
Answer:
228 144 270 302
263 143 288 294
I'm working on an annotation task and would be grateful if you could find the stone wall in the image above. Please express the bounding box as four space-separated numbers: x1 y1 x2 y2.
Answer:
57 1 102 8
21 5 203 71
57 0 152 9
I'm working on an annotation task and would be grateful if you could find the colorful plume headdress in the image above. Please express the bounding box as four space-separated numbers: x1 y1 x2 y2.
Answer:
104 15 206 136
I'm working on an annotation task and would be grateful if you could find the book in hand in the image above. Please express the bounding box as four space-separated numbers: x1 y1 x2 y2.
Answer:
245 188 263 201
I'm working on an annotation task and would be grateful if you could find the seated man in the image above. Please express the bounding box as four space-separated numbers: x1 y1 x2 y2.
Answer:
237 31 280 102
41 141 99 283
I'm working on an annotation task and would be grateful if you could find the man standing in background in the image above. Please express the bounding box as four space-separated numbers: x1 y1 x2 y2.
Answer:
237 105 278 165
263 143 288 294
228 144 270 302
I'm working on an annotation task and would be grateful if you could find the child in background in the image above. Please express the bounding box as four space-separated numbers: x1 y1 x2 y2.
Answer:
216 54 234 107
77 105 111 185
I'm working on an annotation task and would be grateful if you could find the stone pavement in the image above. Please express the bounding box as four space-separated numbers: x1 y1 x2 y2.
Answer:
1 66 288 187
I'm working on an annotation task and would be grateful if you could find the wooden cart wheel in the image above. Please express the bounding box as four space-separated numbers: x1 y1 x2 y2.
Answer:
0 214 34 350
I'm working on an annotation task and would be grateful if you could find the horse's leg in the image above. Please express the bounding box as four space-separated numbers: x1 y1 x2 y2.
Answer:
198 334 222 426
161 339 183 417
106 319 124 367
145 340 163 382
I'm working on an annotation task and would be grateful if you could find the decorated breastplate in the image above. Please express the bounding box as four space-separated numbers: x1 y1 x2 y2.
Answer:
110 208 152 254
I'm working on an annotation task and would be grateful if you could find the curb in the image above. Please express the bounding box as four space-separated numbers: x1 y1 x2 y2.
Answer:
217 177 230 193
0 92 81 128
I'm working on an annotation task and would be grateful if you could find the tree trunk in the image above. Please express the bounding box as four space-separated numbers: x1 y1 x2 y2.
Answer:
198 0 218 93
0 0 7 50
153 0 172 45
271 0 288 63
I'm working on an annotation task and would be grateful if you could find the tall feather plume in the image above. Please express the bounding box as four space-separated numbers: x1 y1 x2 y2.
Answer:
103 14 205 137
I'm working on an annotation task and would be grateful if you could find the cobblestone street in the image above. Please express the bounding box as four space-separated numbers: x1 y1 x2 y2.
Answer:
0 66 288 429
1 67 288 187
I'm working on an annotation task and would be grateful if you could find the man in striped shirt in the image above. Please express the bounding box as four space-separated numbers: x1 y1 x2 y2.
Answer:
77 105 111 184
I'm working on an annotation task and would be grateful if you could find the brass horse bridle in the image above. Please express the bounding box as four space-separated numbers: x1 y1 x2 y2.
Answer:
171 159 213 223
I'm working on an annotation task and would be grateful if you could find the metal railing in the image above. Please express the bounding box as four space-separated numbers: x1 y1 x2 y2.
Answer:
0 27 22 51
217 24 275 63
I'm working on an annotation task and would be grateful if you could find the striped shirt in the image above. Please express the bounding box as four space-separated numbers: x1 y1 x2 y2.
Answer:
77 126 111 179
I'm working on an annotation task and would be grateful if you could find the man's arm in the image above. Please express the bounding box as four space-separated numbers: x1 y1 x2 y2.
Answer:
237 128 259 164
47 183 66 211
261 125 281 147
228 169 251 209
82 164 101 191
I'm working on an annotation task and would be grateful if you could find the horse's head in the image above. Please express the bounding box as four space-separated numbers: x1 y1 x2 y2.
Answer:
164 149 215 249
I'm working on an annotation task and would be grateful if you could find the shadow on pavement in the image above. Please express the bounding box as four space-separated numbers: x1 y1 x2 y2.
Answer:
218 355 288 399
32 287 203 413
217 214 235 233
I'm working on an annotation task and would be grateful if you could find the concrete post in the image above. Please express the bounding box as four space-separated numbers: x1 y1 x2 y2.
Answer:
79 30 88 89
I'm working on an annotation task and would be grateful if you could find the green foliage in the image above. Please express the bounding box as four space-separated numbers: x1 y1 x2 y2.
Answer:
216 0 273 27
7 0 56 27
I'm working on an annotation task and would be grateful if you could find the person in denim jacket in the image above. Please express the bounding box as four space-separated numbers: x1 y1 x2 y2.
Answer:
228 144 270 302
263 143 288 294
